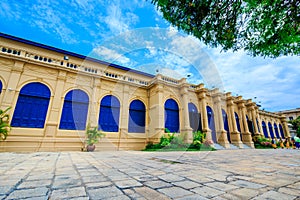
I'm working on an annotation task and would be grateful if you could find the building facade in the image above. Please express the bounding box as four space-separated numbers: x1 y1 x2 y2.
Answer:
0 33 290 152
276 108 300 137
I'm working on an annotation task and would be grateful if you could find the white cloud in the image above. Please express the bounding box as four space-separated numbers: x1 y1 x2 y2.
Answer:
93 46 131 65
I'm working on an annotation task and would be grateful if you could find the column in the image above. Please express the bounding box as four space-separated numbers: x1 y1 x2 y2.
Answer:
227 95 243 148
119 84 130 149
1 61 24 113
256 109 264 136
251 107 260 135
213 93 230 148
240 103 254 147
280 116 291 142
197 88 212 141
180 83 193 143
148 80 165 143
44 71 66 138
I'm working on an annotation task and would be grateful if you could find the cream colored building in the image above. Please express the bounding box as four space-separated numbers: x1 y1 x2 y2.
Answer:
0 33 290 152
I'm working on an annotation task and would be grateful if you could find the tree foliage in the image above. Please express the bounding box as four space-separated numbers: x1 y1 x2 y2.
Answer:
0 107 11 141
289 116 300 137
151 0 300 58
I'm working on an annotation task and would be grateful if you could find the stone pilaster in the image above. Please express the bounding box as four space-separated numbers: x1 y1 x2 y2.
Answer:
239 100 254 148
180 79 193 143
227 94 243 148
196 85 212 141
212 91 229 148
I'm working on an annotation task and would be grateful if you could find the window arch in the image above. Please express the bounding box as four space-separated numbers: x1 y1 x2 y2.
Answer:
98 95 120 132
188 103 201 132
165 99 179 133
279 124 285 138
274 123 280 138
222 109 230 143
207 106 216 142
11 82 50 128
59 89 89 130
262 121 269 138
128 100 145 133
268 122 275 138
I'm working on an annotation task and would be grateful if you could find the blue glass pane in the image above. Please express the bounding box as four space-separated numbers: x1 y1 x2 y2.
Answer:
189 103 201 132
19 82 50 98
65 89 89 103
0 80 2 93
100 95 120 107
268 122 275 138
279 124 285 138
128 100 145 133
274 123 280 138
165 99 179 132
207 106 216 142
262 121 269 138
165 99 179 110
235 112 242 141
11 83 50 128
99 95 120 132
222 109 230 143
59 89 89 130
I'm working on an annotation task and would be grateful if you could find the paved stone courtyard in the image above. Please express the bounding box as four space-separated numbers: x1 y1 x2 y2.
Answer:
0 149 300 200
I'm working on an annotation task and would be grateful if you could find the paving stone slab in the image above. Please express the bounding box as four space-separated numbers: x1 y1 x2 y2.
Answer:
17 179 52 189
134 186 170 199
191 186 225 198
114 179 143 189
158 186 194 198
87 186 123 199
204 182 239 191
158 174 185 182
50 187 87 199
229 188 260 199
172 180 202 189
144 180 172 189
230 180 266 189
6 187 49 200
252 190 296 200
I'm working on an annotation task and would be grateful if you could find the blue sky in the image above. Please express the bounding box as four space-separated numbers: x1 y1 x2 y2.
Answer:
0 0 299 112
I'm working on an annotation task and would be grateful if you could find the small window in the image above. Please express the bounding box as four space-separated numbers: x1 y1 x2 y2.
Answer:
289 116 294 121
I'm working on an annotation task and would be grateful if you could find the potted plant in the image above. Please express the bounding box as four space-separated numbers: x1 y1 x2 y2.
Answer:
85 124 105 152
0 107 11 141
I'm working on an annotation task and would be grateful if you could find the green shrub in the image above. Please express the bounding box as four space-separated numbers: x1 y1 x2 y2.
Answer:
0 107 11 141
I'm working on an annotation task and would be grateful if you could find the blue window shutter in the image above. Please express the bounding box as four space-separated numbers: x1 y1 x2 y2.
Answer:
274 123 280 138
11 82 50 128
279 124 285 138
262 121 269 138
222 109 230 143
99 95 120 132
59 89 89 130
128 100 146 133
164 99 179 133
207 106 216 142
0 80 2 93
268 122 275 138
188 103 201 132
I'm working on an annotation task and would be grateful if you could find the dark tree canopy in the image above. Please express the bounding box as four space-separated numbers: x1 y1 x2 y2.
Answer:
151 0 300 58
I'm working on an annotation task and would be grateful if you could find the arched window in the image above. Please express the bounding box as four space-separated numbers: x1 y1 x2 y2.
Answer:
274 123 280 138
11 82 50 128
128 100 145 133
246 115 254 135
256 118 260 132
0 80 2 94
165 99 179 133
98 95 120 132
222 109 230 143
188 103 201 132
59 89 89 130
279 124 285 138
262 121 268 138
207 106 216 142
235 112 242 141
268 122 275 138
